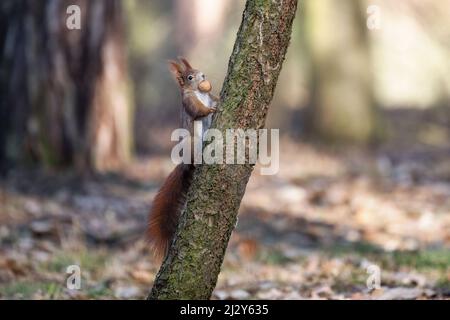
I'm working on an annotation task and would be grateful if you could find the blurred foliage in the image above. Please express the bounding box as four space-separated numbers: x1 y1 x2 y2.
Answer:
123 0 449 151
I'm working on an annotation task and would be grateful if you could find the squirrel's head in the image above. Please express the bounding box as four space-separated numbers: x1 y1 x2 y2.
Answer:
168 57 212 93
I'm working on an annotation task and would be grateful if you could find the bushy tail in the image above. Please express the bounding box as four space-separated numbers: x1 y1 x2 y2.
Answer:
147 164 193 258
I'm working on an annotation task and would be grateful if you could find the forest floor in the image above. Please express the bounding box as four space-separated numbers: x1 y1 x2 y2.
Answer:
0 108 449 300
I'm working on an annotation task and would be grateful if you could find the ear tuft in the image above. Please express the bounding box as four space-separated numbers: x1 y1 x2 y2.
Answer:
168 60 184 87
168 60 181 73
178 56 192 70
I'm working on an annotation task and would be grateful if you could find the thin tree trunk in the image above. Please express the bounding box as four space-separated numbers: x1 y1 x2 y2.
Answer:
0 0 132 172
148 0 298 300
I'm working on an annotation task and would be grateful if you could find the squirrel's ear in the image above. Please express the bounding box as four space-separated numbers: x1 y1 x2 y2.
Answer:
178 57 192 70
168 60 182 74
168 60 184 86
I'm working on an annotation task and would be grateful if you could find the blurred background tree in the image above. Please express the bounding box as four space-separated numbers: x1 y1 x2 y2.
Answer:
1 0 449 168
0 0 133 173
124 0 450 153
304 0 382 144
0 0 449 300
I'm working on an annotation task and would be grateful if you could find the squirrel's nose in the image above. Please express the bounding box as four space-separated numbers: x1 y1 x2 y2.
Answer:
198 80 211 93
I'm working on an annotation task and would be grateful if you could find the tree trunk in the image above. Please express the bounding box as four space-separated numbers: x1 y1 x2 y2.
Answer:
148 0 298 300
304 0 382 144
0 0 132 172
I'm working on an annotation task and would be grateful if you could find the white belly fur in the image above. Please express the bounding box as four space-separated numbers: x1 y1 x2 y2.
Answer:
195 91 213 108
194 91 214 138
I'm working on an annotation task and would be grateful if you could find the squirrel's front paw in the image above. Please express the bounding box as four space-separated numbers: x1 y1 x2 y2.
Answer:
209 107 217 113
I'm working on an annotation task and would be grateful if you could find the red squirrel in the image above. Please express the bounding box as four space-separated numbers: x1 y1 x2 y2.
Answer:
148 57 219 258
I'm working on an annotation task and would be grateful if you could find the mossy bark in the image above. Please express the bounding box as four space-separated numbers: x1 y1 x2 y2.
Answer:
148 0 298 300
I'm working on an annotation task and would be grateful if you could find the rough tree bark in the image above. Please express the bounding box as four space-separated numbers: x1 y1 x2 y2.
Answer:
148 0 298 300
0 0 132 172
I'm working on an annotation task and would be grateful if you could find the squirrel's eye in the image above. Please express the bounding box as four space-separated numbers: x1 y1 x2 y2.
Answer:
187 75 194 81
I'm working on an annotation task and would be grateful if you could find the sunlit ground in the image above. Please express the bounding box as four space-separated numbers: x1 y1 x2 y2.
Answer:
0 108 449 300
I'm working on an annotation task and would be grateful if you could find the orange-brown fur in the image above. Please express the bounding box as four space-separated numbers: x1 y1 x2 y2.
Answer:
148 164 193 258
147 58 218 258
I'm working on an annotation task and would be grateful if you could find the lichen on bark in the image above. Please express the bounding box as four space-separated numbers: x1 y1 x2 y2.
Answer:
148 0 298 300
